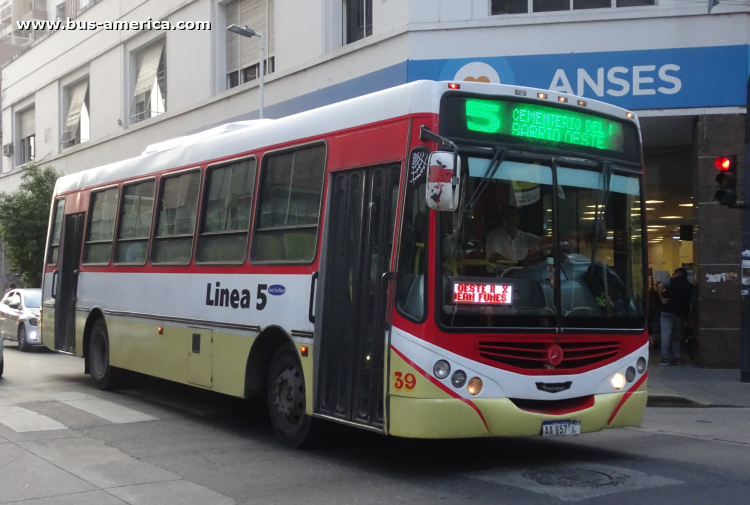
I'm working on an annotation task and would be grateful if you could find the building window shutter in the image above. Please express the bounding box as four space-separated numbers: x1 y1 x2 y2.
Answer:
19 109 35 139
129 40 166 123
61 79 89 148
225 0 275 83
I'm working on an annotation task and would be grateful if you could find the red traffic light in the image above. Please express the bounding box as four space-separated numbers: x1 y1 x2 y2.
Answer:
715 156 733 171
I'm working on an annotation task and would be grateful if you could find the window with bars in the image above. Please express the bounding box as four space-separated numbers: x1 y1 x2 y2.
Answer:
18 108 35 165
225 0 276 90
129 40 166 124
490 0 654 14
83 187 119 265
343 0 372 45
23 0 47 13
61 78 90 149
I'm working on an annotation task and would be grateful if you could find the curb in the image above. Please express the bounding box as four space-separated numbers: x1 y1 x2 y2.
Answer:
647 394 709 408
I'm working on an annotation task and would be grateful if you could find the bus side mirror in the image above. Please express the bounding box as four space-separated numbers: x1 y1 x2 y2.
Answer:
426 151 461 212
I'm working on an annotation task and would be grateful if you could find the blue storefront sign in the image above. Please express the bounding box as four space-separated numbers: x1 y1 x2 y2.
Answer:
407 45 748 110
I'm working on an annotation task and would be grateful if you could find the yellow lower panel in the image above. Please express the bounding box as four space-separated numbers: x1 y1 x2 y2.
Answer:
389 390 646 439
389 396 489 438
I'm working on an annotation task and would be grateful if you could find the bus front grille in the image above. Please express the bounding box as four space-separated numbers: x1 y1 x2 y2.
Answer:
476 339 621 372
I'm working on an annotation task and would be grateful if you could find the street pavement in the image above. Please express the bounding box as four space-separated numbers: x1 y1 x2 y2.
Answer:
0 343 748 505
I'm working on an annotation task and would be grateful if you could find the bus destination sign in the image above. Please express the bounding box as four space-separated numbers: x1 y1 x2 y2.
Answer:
464 98 625 151
453 282 513 305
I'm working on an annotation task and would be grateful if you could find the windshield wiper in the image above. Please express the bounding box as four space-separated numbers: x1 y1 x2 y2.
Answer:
589 162 611 266
462 147 507 212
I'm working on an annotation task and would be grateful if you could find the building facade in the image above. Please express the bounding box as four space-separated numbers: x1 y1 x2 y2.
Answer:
1 0 748 366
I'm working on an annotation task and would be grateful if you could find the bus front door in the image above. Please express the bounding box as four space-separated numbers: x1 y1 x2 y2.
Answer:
318 165 400 430
54 212 85 353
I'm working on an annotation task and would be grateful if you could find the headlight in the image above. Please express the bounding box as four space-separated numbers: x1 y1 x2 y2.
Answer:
451 370 467 388
611 373 626 390
636 357 647 374
433 360 450 379
28 318 39 326
626 366 636 383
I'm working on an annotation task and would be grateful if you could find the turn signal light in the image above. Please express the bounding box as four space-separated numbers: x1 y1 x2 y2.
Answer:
300 346 308 357
467 377 483 395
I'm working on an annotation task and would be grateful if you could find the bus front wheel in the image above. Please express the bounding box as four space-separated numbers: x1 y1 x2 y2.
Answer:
88 318 123 390
266 345 312 447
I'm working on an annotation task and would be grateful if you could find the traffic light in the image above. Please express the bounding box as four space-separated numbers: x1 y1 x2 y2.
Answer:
714 155 738 207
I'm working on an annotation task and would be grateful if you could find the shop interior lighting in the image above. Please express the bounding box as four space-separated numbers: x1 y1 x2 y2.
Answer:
678 203 694 207
660 216 683 219
645 200 664 204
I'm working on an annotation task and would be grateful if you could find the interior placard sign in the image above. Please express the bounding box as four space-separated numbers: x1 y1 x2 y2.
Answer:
453 283 513 305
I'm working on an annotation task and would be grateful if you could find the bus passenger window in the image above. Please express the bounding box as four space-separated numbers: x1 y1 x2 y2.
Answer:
114 179 155 265
151 170 201 265
82 187 119 265
251 144 326 263
196 158 257 264
47 199 65 265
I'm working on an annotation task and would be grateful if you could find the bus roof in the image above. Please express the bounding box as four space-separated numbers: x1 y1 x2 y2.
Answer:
54 80 639 195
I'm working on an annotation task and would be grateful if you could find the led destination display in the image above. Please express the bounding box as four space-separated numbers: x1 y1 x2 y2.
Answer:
439 95 639 162
465 99 624 151
453 283 513 305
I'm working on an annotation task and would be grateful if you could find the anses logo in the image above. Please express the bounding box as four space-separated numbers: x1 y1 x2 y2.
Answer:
268 285 286 296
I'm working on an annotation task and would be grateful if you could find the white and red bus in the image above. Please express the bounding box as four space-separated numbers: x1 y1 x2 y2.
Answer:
41 81 648 446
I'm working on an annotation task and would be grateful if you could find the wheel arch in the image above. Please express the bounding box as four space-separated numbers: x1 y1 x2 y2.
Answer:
244 324 296 399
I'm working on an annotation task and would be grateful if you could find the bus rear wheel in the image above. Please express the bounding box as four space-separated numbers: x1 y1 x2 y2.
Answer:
88 318 123 390
266 345 311 447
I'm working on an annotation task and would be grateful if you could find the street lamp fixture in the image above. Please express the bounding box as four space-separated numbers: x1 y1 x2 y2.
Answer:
226 24 265 119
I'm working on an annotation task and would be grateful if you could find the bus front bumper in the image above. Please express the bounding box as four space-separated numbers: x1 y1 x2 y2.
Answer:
388 386 647 439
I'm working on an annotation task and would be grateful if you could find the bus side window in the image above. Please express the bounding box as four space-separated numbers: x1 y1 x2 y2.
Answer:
82 187 120 265
114 179 156 265
196 157 257 264
151 170 202 265
47 199 65 265
396 180 427 321
251 144 326 263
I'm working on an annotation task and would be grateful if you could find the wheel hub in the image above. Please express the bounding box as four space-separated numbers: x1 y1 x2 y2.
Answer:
273 366 304 423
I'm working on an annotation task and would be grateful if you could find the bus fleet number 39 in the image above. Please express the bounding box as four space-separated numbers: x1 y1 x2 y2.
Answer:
393 372 416 391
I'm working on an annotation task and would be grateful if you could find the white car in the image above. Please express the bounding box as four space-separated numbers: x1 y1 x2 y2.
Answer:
0 289 41 352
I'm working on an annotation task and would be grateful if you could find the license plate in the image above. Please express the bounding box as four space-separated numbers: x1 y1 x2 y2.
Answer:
541 420 581 437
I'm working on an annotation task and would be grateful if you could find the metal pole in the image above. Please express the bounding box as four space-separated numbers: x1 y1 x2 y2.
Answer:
742 77 750 382
258 31 265 120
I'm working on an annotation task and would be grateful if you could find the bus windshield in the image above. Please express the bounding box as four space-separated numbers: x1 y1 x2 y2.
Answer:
439 156 645 330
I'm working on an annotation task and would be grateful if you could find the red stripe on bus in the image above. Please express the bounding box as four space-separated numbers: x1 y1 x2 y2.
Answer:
607 371 648 425
391 345 489 433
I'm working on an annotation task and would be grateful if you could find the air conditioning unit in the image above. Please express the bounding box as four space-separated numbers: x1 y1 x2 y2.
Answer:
3 144 13 157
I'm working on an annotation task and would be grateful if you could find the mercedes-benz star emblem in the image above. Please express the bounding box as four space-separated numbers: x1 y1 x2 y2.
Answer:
547 345 564 367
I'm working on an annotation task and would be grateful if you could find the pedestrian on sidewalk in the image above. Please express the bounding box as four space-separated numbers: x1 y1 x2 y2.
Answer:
657 268 694 365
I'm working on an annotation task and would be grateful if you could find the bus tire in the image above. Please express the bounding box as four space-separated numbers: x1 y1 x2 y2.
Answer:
88 318 123 391
266 345 312 447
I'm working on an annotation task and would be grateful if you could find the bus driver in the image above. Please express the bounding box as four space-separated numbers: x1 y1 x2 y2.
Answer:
486 206 551 262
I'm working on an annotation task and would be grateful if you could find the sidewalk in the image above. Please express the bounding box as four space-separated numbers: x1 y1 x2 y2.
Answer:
647 354 750 408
